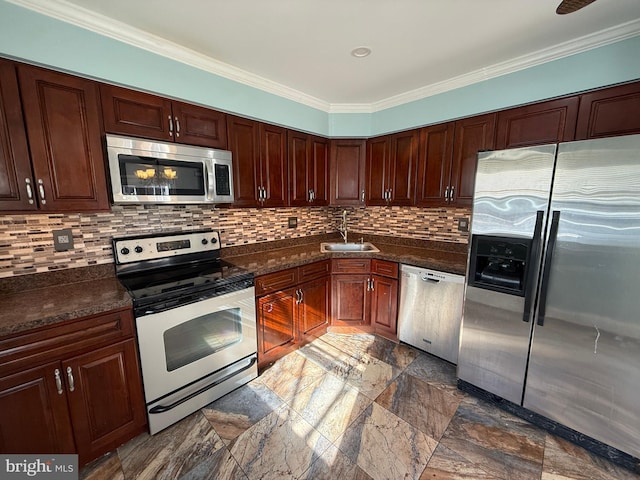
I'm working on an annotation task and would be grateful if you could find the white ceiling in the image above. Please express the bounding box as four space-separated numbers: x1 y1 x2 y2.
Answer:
10 0 640 112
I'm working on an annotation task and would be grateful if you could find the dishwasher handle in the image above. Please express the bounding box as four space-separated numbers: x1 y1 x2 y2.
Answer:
421 274 440 283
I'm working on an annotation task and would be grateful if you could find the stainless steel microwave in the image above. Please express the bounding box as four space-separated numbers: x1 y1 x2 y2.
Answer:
106 134 234 205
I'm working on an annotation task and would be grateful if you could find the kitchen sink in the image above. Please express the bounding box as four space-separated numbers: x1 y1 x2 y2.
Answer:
320 242 380 253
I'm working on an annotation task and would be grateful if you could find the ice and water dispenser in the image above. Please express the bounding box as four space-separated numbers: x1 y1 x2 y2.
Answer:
468 235 532 296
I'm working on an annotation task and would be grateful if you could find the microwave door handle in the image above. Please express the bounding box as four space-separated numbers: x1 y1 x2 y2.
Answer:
205 161 215 201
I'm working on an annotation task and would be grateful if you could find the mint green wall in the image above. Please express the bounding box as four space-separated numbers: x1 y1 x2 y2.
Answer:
1 0 639 138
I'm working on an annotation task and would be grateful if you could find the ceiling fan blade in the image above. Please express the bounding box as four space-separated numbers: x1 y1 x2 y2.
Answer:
556 0 597 14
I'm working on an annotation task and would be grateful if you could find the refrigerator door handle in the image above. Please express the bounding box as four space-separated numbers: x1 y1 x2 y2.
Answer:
537 210 561 326
522 210 545 323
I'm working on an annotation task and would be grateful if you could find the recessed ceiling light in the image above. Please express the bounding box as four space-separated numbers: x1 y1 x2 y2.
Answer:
351 47 372 58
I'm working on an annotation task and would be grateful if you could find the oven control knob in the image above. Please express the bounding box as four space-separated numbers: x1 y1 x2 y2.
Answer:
201 239 208 245
134 246 143 253
210 237 218 244
120 247 130 255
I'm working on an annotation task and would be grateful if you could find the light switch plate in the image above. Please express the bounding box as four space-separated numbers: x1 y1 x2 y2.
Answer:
458 218 469 232
53 228 74 251
288 217 298 228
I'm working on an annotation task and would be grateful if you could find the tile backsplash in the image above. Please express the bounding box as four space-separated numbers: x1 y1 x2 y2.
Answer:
0 205 470 278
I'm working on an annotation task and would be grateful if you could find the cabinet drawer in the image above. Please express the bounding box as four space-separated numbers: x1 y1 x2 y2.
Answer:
255 268 298 296
0 308 134 376
331 258 371 274
298 260 330 283
371 259 398 279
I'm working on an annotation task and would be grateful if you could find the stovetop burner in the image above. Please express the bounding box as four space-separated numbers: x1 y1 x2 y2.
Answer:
113 229 254 314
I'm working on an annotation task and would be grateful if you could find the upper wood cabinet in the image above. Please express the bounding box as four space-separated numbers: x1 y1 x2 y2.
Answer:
227 116 288 207
575 82 640 140
100 85 227 148
495 97 579 149
366 129 419 206
17 64 110 212
416 114 494 208
288 131 329 206
0 59 34 211
416 123 455 207
449 114 496 206
329 139 366 206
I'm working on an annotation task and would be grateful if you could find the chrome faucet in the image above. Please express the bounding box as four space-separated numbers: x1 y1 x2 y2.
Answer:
338 210 348 243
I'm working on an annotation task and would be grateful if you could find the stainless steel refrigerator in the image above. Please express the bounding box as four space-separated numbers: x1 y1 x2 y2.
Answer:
457 134 640 459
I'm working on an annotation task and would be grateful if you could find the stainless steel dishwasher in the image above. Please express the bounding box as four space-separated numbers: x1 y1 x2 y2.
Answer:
398 264 465 364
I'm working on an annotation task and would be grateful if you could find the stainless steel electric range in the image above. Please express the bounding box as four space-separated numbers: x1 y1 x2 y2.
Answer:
113 229 257 434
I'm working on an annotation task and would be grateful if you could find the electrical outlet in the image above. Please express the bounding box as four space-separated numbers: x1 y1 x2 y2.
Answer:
458 218 469 232
288 217 298 228
53 228 74 251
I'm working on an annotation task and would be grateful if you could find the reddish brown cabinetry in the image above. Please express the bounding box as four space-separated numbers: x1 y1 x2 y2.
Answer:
0 59 33 211
575 82 640 140
366 130 419 206
329 139 366 206
330 259 399 339
255 260 330 368
495 97 579 149
227 116 288 207
100 85 227 148
288 131 329 206
5 64 109 212
416 123 455 207
0 308 146 467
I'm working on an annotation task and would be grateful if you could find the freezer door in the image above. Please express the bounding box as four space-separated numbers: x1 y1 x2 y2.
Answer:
458 144 556 404
524 135 640 458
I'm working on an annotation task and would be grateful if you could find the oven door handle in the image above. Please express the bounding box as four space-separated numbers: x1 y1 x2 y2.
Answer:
148 356 257 414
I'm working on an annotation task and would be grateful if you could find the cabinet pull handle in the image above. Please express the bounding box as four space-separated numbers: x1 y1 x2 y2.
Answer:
450 186 455 202
387 189 392 202
258 186 264 202
37 179 46 205
168 115 174 137
299 289 304 304
308 189 313 202
66 366 75 392
361 189 365 202
266 303 273 313
370 278 375 291
54 368 63 395
175 116 180 137
25 178 34 204
444 186 450 202
311 189 315 201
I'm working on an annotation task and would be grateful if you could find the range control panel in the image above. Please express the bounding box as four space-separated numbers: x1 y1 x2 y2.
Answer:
113 230 221 264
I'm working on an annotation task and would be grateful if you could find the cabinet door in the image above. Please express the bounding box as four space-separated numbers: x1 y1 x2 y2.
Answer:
495 97 579 149
100 84 173 141
260 123 288 207
331 274 370 326
366 136 390 205
450 113 496 206
329 139 366 206
370 275 398 340
388 130 419 205
172 101 227 149
0 59 36 211
257 289 297 367
63 339 146 466
416 123 454 207
0 362 75 455
575 82 640 140
298 276 330 339
227 116 260 207
19 66 109 211
288 130 310 206
310 136 329 205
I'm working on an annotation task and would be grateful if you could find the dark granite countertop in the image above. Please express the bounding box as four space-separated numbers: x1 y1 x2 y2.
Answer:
0 264 131 337
0 234 468 338
222 233 468 277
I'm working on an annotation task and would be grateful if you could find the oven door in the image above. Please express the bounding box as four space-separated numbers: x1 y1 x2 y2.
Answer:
135 286 257 403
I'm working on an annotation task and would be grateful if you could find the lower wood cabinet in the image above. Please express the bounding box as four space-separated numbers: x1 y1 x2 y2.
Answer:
330 259 399 340
0 308 147 466
255 260 330 368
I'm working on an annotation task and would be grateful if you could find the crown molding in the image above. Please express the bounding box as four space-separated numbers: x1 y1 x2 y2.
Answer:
8 0 640 115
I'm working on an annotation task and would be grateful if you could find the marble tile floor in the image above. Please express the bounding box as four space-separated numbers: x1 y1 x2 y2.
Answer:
81 333 639 480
